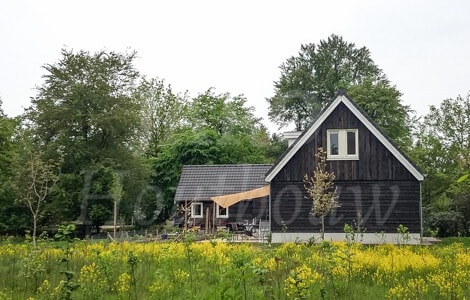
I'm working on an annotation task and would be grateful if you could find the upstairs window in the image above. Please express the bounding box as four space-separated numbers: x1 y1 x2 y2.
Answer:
191 202 204 218
327 129 359 160
216 204 229 218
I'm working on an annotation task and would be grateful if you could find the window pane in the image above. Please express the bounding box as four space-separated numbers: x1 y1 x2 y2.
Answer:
330 133 339 155
197 204 202 215
194 204 202 215
219 207 227 216
347 131 356 155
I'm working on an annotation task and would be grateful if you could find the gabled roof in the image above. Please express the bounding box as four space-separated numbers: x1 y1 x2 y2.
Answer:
265 90 424 182
174 164 272 203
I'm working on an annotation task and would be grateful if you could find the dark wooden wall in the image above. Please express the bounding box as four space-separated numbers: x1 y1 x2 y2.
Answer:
188 197 269 228
270 102 421 234
273 103 416 182
270 181 421 233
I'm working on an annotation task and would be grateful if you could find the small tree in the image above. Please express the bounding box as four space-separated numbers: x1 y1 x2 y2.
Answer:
110 171 123 239
15 150 62 248
304 147 340 240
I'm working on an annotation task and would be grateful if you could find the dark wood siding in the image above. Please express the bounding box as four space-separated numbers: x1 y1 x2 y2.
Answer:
272 102 416 182
269 101 421 234
270 181 420 233
187 197 269 228
226 197 269 223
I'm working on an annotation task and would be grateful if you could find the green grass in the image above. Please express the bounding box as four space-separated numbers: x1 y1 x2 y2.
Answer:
0 237 470 299
439 236 470 247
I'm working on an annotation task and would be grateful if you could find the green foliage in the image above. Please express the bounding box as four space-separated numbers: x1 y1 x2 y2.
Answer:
457 174 469 183
151 128 221 222
414 91 470 236
88 204 112 231
136 77 188 157
263 133 289 162
126 251 139 298
344 220 365 244
348 78 414 150
268 34 383 130
20 248 46 292
55 224 80 300
189 88 261 136
79 165 129 233
25 48 148 230
151 90 280 222
55 223 77 242
27 48 141 168
427 209 464 237
416 92 470 175
0 105 27 234
396 224 411 244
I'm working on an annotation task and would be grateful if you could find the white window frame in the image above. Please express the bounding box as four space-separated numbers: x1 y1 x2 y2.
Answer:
327 129 359 160
190 202 204 219
216 203 229 218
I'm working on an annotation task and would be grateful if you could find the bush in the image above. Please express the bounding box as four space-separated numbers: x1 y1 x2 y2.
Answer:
426 208 465 237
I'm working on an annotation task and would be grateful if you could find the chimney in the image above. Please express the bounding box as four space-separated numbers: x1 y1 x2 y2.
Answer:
283 131 302 147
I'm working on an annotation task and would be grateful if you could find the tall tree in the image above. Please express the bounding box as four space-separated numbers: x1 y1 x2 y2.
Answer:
415 92 470 236
189 88 261 135
0 99 16 199
420 92 470 171
187 89 275 164
26 48 146 227
136 77 188 157
27 48 141 170
416 92 470 182
0 100 29 234
267 34 383 130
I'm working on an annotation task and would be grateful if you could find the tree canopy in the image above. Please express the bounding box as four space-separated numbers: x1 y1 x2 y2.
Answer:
150 90 284 221
0 101 28 234
267 34 383 130
348 79 414 150
136 77 188 157
413 92 470 236
27 49 141 170
25 48 147 231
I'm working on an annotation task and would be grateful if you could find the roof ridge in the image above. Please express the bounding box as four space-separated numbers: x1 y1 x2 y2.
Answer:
183 163 273 167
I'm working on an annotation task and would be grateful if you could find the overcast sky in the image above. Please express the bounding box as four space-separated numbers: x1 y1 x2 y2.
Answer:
1 0 469 133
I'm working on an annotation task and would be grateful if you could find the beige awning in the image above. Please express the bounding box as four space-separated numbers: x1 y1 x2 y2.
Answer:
211 185 270 208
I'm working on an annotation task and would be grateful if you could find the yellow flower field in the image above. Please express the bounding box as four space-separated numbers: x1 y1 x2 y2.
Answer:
0 238 469 299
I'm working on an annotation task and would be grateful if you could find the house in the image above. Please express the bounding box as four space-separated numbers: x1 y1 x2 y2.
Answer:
173 164 272 231
174 90 424 243
266 90 424 243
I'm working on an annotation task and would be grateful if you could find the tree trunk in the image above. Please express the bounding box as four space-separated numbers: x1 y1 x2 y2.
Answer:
113 199 118 239
32 215 38 249
320 215 325 241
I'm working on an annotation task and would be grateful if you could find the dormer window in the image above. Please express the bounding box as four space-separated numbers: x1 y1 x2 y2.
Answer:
327 129 359 160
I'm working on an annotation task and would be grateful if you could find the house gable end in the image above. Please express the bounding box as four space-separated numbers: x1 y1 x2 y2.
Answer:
265 93 424 182
271 102 417 182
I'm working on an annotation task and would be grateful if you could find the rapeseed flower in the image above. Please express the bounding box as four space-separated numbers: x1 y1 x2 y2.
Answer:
284 264 321 299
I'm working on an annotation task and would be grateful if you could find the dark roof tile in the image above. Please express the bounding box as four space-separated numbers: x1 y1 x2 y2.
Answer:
174 164 272 202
